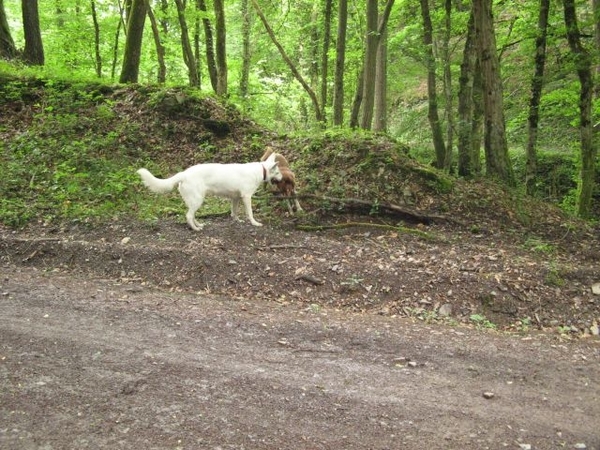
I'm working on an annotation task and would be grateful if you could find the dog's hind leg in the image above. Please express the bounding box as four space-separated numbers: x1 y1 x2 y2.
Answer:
179 184 205 231
230 197 243 222
241 194 262 226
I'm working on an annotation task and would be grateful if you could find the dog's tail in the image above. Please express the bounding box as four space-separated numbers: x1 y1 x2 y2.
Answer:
137 168 185 194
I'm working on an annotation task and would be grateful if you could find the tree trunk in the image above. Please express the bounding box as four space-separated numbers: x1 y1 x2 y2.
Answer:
146 5 166 84
441 0 453 170
119 0 147 83
196 0 218 93
525 0 550 195
21 0 44 66
320 0 333 122
351 0 394 129
250 0 323 123
0 0 17 59
90 0 102 77
214 0 227 96
373 26 387 132
563 0 596 218
457 10 477 177
359 0 378 130
420 0 446 168
472 0 514 185
239 0 251 100
332 0 347 126
174 0 199 87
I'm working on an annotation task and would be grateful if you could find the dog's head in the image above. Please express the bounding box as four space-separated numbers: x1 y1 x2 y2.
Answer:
263 154 283 183
272 171 296 197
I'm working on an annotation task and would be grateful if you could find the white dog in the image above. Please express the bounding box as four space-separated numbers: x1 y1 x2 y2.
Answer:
137 154 282 231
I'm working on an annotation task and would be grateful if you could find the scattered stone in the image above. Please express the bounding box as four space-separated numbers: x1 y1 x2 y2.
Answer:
482 391 495 399
590 322 599 336
518 444 531 450
591 283 600 295
574 444 587 449
438 303 453 317
120 236 131 245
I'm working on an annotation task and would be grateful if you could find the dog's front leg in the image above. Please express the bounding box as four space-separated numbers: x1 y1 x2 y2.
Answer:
241 195 262 226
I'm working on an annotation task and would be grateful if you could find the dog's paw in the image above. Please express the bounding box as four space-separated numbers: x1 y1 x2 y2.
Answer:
250 221 263 227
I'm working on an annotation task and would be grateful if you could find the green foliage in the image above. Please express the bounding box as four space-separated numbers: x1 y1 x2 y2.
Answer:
469 314 497 330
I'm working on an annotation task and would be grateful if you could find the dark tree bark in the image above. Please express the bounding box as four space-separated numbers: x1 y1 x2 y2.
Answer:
441 0 453 170
174 0 199 87
473 0 514 185
0 0 17 59
373 26 387 132
332 0 347 126
213 0 227 96
525 0 550 195
21 0 44 66
563 0 596 218
457 10 478 177
359 0 378 130
350 0 394 129
119 0 147 83
320 0 333 121
420 0 446 168
147 4 166 83
91 0 102 78
196 0 218 93
239 0 251 100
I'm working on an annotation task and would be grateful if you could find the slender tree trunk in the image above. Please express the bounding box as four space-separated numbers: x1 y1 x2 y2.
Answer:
174 0 199 87
563 0 596 218
442 0 453 170
21 0 44 66
420 0 446 168
240 0 251 100
320 0 333 122
473 0 514 185
0 0 17 59
593 0 600 98
332 0 347 126
525 0 550 195
373 26 387 132
350 0 394 129
146 5 166 84
214 0 227 96
251 0 323 123
471 64 484 175
457 10 477 177
196 0 217 93
360 0 378 130
90 0 102 77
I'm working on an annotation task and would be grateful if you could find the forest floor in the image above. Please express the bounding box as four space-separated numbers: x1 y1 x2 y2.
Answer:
1 210 600 449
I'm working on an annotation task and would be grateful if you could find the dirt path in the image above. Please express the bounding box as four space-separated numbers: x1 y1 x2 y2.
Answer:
1 265 599 450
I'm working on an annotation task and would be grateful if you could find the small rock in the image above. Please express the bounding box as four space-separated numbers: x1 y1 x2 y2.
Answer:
482 391 495 399
518 444 531 450
120 236 131 245
574 444 587 449
407 361 418 368
438 303 453 317
590 322 599 336
592 283 600 295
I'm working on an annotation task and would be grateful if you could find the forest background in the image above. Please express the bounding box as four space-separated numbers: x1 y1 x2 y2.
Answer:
0 0 598 220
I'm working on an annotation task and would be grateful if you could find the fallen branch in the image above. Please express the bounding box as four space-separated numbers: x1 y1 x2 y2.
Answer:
295 222 434 240
296 194 452 225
